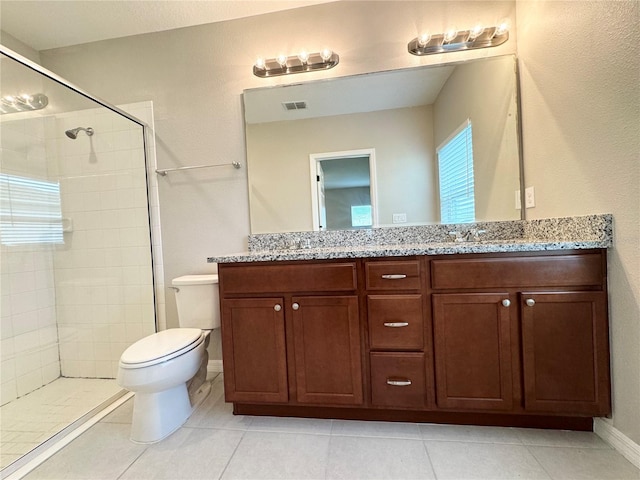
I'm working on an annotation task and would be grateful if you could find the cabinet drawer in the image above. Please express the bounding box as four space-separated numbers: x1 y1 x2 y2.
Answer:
220 262 357 294
365 260 422 291
368 295 424 350
431 254 604 290
370 353 426 408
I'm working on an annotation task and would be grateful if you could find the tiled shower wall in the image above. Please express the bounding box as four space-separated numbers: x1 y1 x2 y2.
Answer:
51 102 158 379
1 101 161 404
1 115 61 405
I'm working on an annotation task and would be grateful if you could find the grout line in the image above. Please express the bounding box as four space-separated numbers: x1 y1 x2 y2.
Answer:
421 436 440 480
217 429 248 480
523 443 555 480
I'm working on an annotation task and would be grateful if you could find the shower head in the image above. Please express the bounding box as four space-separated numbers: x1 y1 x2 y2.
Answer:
65 127 94 139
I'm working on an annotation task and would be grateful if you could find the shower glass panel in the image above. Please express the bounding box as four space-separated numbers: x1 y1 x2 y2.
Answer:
0 49 155 471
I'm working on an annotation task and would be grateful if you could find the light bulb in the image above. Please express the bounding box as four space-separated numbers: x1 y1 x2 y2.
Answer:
495 18 511 36
320 48 333 62
443 26 458 43
468 23 485 40
276 54 288 67
254 58 266 70
297 50 309 64
417 32 432 47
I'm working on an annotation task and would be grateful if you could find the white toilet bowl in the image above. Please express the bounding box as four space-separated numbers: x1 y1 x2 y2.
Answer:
117 328 207 443
117 274 220 444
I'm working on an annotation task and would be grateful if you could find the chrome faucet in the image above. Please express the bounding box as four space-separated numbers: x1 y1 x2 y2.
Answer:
448 228 487 242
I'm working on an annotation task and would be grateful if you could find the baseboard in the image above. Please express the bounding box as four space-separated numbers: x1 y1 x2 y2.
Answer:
594 418 640 469
207 360 223 374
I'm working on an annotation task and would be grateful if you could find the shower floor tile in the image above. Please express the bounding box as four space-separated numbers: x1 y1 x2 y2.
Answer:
1 377 121 470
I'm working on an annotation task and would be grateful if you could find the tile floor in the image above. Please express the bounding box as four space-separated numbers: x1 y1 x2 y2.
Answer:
22 375 640 480
1 378 121 470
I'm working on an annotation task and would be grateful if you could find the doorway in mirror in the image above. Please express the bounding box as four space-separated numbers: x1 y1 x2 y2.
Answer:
310 149 378 231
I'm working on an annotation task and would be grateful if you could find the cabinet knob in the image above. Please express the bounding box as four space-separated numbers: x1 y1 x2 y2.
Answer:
384 322 409 328
292 303 300 310
274 304 282 312
502 299 511 307
526 298 536 307
386 378 412 387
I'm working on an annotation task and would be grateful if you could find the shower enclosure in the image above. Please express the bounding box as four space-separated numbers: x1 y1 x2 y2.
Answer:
0 46 158 474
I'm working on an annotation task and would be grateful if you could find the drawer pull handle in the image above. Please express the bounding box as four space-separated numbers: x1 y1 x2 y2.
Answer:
526 298 535 307
381 274 407 280
386 378 412 387
274 304 282 312
383 322 409 328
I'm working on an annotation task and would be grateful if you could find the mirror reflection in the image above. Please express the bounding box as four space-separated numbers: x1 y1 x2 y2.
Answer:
244 54 522 234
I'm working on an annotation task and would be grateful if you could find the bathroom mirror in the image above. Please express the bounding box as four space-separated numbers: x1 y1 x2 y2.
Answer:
244 54 522 234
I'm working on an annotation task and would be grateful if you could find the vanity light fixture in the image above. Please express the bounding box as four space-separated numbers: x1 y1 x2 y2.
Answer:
253 49 339 78
408 19 510 56
0 93 48 114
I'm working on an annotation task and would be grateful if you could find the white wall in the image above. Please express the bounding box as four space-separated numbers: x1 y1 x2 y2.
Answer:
516 0 639 444
247 105 437 233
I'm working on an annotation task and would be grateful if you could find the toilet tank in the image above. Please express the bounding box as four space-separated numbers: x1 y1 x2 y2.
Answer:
172 274 220 329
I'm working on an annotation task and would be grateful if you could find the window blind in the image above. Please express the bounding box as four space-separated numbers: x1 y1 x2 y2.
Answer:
437 121 475 224
0 173 63 245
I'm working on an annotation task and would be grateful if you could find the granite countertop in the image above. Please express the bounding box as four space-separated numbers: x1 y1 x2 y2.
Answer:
208 238 610 264
207 215 613 264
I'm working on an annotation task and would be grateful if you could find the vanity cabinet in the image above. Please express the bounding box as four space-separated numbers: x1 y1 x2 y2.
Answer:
432 293 514 411
291 295 362 405
430 252 610 416
364 259 431 410
218 249 610 429
219 261 363 407
221 298 288 403
520 291 610 415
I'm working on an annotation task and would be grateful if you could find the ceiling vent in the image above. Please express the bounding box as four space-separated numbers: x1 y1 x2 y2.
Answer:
282 101 307 111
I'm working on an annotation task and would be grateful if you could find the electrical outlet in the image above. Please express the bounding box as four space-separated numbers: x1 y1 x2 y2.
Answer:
525 186 535 208
392 213 407 224
515 190 521 209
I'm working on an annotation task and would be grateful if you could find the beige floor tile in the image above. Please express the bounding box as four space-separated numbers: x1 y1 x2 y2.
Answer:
419 423 523 444
23 423 147 480
425 440 551 479
528 445 640 479
120 427 244 480
327 435 435 479
332 419 422 439
221 431 330 479
514 427 611 448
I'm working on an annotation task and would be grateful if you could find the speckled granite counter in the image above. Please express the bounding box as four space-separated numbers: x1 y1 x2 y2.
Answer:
207 214 612 264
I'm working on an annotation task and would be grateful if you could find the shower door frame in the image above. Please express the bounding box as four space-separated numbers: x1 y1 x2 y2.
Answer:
0 44 158 478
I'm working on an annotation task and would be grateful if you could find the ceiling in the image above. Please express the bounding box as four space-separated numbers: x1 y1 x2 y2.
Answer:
0 0 336 51
243 64 455 123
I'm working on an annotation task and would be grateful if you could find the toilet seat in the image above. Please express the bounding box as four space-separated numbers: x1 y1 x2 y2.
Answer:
119 328 204 369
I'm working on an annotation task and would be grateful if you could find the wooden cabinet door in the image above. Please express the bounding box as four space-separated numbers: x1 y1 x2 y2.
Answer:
521 291 610 415
433 293 514 411
221 298 288 403
291 296 363 405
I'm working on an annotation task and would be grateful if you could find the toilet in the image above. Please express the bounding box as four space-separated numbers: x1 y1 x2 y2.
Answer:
117 274 220 443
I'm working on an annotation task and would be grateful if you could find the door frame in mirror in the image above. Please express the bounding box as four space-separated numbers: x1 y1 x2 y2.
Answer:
309 149 378 231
